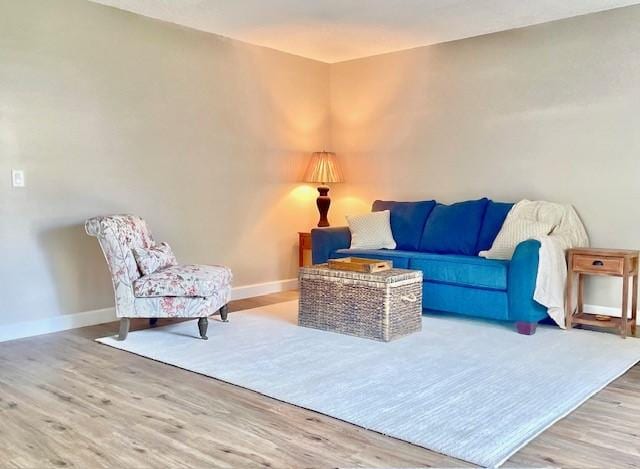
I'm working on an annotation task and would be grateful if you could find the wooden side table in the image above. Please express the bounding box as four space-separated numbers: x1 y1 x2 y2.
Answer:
566 248 639 338
298 232 312 267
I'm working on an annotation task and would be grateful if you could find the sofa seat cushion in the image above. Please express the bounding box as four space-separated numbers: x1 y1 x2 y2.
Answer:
423 282 509 320
409 252 508 291
332 248 413 269
332 249 508 290
134 264 232 298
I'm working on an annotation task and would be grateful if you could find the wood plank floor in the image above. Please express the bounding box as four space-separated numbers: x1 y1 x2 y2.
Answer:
1 291 639 468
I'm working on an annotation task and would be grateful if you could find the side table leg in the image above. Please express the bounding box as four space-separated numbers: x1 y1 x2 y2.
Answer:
566 254 574 330
632 274 638 337
577 273 584 316
621 269 629 339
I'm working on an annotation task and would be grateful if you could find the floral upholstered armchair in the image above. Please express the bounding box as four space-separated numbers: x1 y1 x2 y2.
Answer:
86 215 232 340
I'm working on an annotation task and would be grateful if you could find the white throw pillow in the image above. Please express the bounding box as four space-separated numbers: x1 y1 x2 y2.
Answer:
479 219 555 260
347 210 397 250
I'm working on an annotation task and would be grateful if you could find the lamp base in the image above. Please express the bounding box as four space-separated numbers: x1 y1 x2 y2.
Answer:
316 186 331 227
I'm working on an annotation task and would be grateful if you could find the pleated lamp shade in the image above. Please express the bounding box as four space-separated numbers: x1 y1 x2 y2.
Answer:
303 151 344 184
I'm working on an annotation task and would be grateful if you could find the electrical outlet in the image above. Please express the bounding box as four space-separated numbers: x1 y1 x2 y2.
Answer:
12 170 25 187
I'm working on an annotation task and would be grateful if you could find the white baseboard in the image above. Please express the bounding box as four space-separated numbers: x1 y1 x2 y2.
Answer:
0 278 299 343
583 303 640 324
230 278 298 300
0 307 117 343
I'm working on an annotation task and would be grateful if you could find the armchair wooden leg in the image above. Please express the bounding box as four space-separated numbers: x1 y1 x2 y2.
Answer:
149 318 158 328
118 318 130 341
198 317 208 340
219 304 229 322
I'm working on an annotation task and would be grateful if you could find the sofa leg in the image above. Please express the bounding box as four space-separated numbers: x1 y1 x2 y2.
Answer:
118 318 130 341
198 317 208 340
149 318 158 328
219 304 229 322
516 321 537 335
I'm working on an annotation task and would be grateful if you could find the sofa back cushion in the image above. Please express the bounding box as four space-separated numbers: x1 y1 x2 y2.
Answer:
372 200 436 251
418 198 489 255
475 201 513 253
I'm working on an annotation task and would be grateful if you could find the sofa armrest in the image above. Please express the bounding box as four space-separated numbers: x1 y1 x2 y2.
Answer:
311 227 352 264
508 239 548 323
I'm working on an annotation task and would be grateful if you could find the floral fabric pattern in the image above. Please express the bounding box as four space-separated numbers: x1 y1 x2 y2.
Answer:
85 215 232 318
133 264 232 298
133 290 230 318
133 242 177 275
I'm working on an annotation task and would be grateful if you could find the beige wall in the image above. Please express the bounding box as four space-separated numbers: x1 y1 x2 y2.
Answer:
2 1 638 329
329 6 640 308
0 0 329 325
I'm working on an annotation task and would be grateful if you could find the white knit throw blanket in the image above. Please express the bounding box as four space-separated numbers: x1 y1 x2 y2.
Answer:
504 200 589 328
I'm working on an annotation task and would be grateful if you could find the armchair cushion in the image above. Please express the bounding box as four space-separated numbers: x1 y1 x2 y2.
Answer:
133 264 232 298
133 242 177 275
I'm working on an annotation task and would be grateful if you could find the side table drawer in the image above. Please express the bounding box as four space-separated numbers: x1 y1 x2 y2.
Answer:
573 255 623 275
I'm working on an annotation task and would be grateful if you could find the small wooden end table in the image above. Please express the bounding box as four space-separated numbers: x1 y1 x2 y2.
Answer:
566 248 639 338
298 232 312 267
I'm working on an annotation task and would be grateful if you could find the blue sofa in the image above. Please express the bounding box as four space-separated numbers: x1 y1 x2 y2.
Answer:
311 198 548 335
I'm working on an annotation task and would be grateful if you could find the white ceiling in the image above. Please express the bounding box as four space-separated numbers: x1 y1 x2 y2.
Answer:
89 0 640 63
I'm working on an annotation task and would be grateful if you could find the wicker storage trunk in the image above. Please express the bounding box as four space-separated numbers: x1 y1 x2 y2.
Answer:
298 265 423 341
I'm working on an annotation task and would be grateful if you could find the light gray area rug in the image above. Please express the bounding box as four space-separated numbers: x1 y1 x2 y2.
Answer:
98 301 640 467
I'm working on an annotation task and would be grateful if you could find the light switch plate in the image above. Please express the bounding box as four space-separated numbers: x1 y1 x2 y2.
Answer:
12 169 25 187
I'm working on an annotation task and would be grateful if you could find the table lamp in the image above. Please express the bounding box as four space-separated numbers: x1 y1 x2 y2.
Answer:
303 151 344 227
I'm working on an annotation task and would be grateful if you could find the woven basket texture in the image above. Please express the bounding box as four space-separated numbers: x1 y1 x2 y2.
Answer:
299 265 423 341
